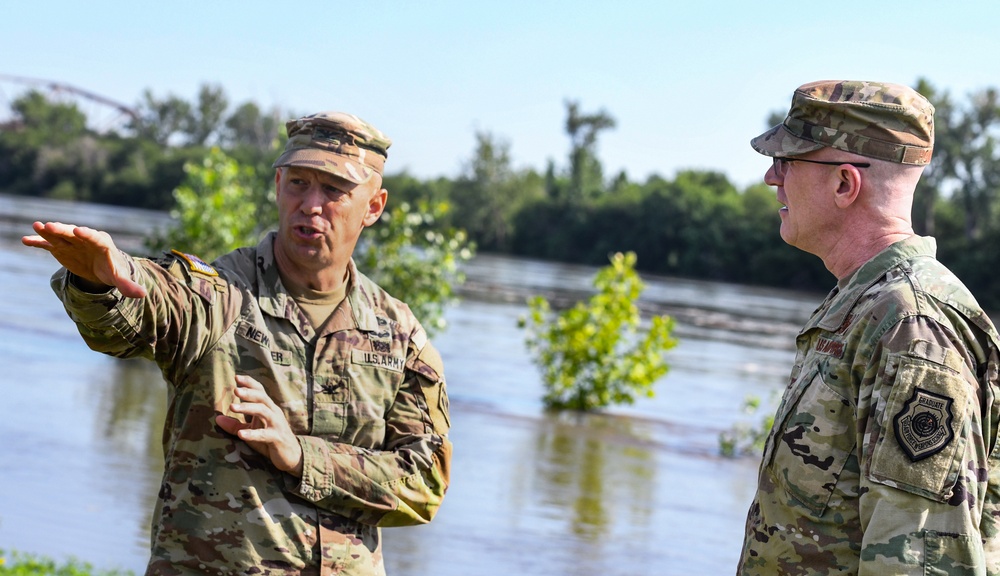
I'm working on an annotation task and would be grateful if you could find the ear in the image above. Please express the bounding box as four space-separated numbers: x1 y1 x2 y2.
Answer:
833 165 863 209
363 187 388 227
273 169 283 200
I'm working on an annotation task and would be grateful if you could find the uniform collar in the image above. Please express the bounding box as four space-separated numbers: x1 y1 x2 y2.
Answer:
255 232 380 335
806 235 937 333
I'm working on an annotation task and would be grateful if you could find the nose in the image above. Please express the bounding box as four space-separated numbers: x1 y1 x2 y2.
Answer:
299 182 325 214
764 161 782 187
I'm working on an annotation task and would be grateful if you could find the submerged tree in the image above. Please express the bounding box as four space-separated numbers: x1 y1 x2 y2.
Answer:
521 251 677 411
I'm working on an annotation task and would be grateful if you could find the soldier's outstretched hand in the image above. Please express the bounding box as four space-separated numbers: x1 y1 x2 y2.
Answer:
21 221 147 298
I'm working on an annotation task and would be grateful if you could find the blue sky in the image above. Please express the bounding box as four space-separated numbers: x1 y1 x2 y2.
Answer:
2 1 997 190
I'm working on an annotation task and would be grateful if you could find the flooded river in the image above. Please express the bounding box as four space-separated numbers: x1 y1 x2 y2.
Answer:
0 196 822 575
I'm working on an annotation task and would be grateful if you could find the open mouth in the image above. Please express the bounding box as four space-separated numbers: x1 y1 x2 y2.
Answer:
295 225 322 239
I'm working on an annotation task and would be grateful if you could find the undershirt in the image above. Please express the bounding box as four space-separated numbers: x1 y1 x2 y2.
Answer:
278 268 349 336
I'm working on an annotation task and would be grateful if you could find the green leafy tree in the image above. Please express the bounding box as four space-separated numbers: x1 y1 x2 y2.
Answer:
451 131 545 251
520 251 678 411
357 200 475 336
221 102 283 153
185 84 229 146
563 100 616 203
131 89 193 146
145 147 263 260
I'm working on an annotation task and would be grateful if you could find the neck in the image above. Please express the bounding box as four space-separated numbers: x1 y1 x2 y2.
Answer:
822 229 915 279
272 240 350 292
281 263 350 293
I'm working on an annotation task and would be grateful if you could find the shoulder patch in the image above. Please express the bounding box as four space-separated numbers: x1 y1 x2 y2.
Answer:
893 387 955 461
171 249 218 277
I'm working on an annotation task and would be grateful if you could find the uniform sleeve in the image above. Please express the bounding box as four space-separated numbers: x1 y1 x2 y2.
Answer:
291 339 452 527
856 315 994 575
50 253 237 384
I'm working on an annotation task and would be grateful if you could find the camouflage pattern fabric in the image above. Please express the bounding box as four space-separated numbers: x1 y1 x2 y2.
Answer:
272 111 392 184
738 236 1000 575
751 80 935 165
52 232 451 575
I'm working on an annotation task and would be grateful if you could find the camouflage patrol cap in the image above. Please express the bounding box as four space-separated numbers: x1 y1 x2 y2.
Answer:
272 111 392 183
751 80 934 165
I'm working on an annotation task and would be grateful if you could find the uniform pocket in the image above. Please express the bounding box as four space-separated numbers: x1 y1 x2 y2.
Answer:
310 373 349 438
768 370 856 517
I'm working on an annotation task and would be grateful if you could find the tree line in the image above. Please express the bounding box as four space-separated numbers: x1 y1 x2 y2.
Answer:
3 79 999 308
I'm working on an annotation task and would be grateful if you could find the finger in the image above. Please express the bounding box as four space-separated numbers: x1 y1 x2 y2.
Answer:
233 377 278 408
238 426 281 444
215 414 249 435
229 401 274 423
21 235 53 250
32 221 77 245
117 277 148 299
233 385 273 405
72 225 112 246
235 374 265 390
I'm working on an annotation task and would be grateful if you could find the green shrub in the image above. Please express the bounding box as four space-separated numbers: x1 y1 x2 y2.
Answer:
145 147 264 260
0 549 133 576
357 200 474 337
520 251 677 411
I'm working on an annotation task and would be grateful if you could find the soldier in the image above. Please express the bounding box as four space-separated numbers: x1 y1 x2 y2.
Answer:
738 80 1000 574
22 112 452 575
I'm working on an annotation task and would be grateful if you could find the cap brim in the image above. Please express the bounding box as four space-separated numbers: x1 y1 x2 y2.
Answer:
750 124 826 158
272 148 376 184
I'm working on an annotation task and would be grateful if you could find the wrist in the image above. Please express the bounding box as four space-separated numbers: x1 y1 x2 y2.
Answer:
69 272 112 294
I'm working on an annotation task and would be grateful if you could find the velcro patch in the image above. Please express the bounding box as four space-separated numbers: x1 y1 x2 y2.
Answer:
351 349 405 373
271 350 291 366
815 337 845 358
894 388 954 461
235 322 270 348
171 249 218 276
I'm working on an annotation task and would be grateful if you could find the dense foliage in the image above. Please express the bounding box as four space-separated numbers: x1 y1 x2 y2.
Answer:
520 252 678 411
356 200 474 336
145 147 265 259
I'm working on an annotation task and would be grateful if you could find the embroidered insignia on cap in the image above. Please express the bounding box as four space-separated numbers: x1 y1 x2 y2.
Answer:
171 249 218 276
893 388 954 461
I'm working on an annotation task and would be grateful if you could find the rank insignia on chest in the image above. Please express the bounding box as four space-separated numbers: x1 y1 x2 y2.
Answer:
893 387 954 461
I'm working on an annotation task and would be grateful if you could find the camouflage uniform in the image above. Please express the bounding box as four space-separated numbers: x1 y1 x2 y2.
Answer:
51 231 451 575
738 236 1000 574
741 81 1000 574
